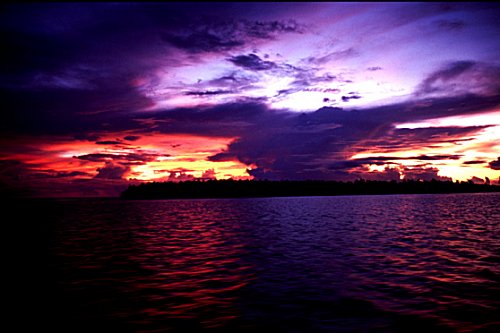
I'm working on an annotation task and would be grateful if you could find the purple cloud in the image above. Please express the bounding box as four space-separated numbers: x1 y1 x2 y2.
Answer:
123 135 141 141
2 3 500 196
228 54 277 71
96 140 123 145
488 157 500 170
184 89 235 96
341 95 362 102
161 18 306 54
306 48 359 65
204 93 498 180
35 170 91 179
95 162 129 180
415 61 500 97
402 166 451 182
463 160 485 165
74 152 168 163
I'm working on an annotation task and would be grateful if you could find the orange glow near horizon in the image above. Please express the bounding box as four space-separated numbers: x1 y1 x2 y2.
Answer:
1 133 253 182
2 107 498 190
352 111 500 182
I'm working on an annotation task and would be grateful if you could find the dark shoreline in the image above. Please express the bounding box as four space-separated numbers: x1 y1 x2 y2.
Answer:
120 179 500 200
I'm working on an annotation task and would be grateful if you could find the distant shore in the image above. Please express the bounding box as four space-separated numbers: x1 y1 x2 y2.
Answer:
120 179 500 200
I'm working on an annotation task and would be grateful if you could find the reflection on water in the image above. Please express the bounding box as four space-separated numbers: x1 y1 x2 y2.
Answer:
10 193 500 332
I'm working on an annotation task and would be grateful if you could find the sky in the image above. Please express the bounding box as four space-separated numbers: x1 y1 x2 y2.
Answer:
1 2 500 197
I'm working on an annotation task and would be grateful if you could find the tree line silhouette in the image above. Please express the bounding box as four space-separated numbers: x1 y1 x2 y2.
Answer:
121 179 500 199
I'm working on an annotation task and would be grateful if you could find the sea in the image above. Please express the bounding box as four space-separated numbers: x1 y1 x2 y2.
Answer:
6 193 500 332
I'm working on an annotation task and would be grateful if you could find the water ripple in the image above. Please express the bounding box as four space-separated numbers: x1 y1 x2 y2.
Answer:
12 193 500 332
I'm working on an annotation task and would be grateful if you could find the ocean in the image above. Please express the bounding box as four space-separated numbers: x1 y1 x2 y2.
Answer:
7 193 500 332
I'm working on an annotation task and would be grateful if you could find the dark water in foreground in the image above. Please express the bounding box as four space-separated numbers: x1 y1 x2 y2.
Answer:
8 193 500 332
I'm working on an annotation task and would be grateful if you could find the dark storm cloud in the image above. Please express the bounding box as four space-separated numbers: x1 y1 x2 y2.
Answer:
341 95 362 102
32 170 91 179
0 2 156 137
74 133 101 142
228 54 277 71
417 61 475 94
74 152 167 163
74 153 122 162
95 140 123 145
136 101 273 137
201 92 499 180
326 154 461 172
2 3 304 74
167 171 196 182
380 93 500 124
489 157 500 170
150 168 200 182
162 32 241 53
411 154 461 160
352 154 462 164
0 85 151 136
4 88 499 183
0 158 129 197
0 3 309 138
2 2 500 185
284 72 341 95
415 61 500 97
268 68 345 99
200 71 261 96
161 19 306 53
463 160 485 165
401 166 451 182
359 125 491 153
161 30 243 54
184 89 235 96
208 71 258 86
95 162 129 180
306 48 359 65
55 171 90 178
123 135 141 141
1 3 177 87
226 54 315 96
327 165 451 182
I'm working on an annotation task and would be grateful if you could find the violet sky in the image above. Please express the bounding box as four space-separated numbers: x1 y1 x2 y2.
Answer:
1 3 500 197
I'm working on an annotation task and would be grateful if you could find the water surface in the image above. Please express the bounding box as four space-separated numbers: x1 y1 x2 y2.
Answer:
9 193 500 332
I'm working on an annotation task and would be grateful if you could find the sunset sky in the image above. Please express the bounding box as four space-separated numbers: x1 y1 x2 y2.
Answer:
1 2 500 197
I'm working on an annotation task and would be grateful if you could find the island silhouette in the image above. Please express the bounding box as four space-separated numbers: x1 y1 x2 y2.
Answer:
121 179 500 199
